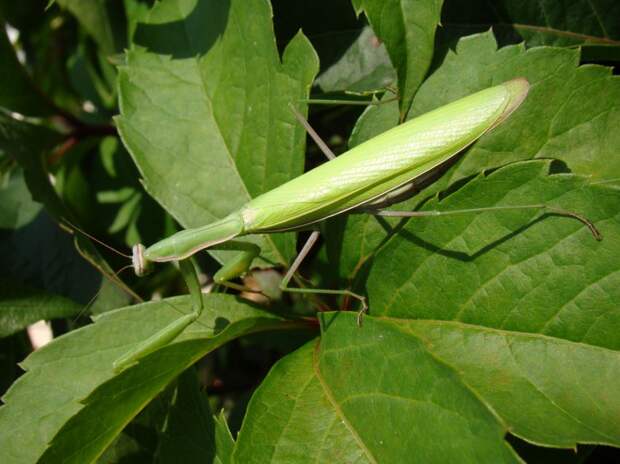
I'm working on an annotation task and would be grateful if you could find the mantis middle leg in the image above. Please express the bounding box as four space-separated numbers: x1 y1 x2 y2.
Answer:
209 234 368 321
279 230 369 325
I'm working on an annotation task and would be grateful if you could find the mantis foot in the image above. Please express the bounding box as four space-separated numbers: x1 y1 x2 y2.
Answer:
355 295 369 327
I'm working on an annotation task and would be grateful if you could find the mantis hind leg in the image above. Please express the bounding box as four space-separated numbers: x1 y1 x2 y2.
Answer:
362 204 602 240
288 103 335 161
279 231 369 325
113 258 204 372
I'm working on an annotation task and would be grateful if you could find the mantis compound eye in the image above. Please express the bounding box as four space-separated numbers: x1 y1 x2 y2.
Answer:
132 244 154 276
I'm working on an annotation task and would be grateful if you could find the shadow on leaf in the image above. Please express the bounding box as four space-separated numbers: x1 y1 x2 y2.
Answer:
133 0 231 58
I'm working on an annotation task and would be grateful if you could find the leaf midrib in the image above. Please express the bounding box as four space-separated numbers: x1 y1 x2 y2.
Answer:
312 341 377 464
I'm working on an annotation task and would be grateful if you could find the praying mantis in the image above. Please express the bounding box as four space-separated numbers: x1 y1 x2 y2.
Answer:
109 78 601 371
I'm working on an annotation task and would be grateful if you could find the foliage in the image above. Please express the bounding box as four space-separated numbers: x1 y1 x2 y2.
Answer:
0 0 619 462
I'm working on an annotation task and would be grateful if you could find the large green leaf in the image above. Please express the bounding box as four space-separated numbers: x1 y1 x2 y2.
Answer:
352 0 444 117
368 160 620 350
404 318 620 448
235 313 620 461
117 0 319 267
237 311 619 462
0 294 295 464
441 0 620 48
234 341 382 463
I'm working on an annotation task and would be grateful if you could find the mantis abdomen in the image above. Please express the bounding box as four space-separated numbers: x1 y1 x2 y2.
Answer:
242 78 529 231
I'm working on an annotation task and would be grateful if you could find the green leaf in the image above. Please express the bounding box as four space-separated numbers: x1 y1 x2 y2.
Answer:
236 313 620 461
409 31 620 189
117 0 319 267
123 0 152 41
0 112 135 307
404 319 620 448
0 168 42 229
0 294 292 464
236 314 522 463
234 341 374 463
98 384 173 463
0 25 52 115
0 333 30 397
53 0 124 54
368 160 620 350
314 26 396 94
156 368 232 464
352 0 444 117
0 278 81 338
213 411 235 464
441 0 620 47
0 111 63 217
0 209 127 320
156 368 214 462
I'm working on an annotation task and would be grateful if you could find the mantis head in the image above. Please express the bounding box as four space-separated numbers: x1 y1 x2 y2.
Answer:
132 244 154 277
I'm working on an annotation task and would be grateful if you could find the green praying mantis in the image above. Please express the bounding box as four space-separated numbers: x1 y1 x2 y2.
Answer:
106 78 601 371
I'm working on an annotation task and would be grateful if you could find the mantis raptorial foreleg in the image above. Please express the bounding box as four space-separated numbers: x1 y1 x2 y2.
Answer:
113 258 204 372
113 243 262 372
